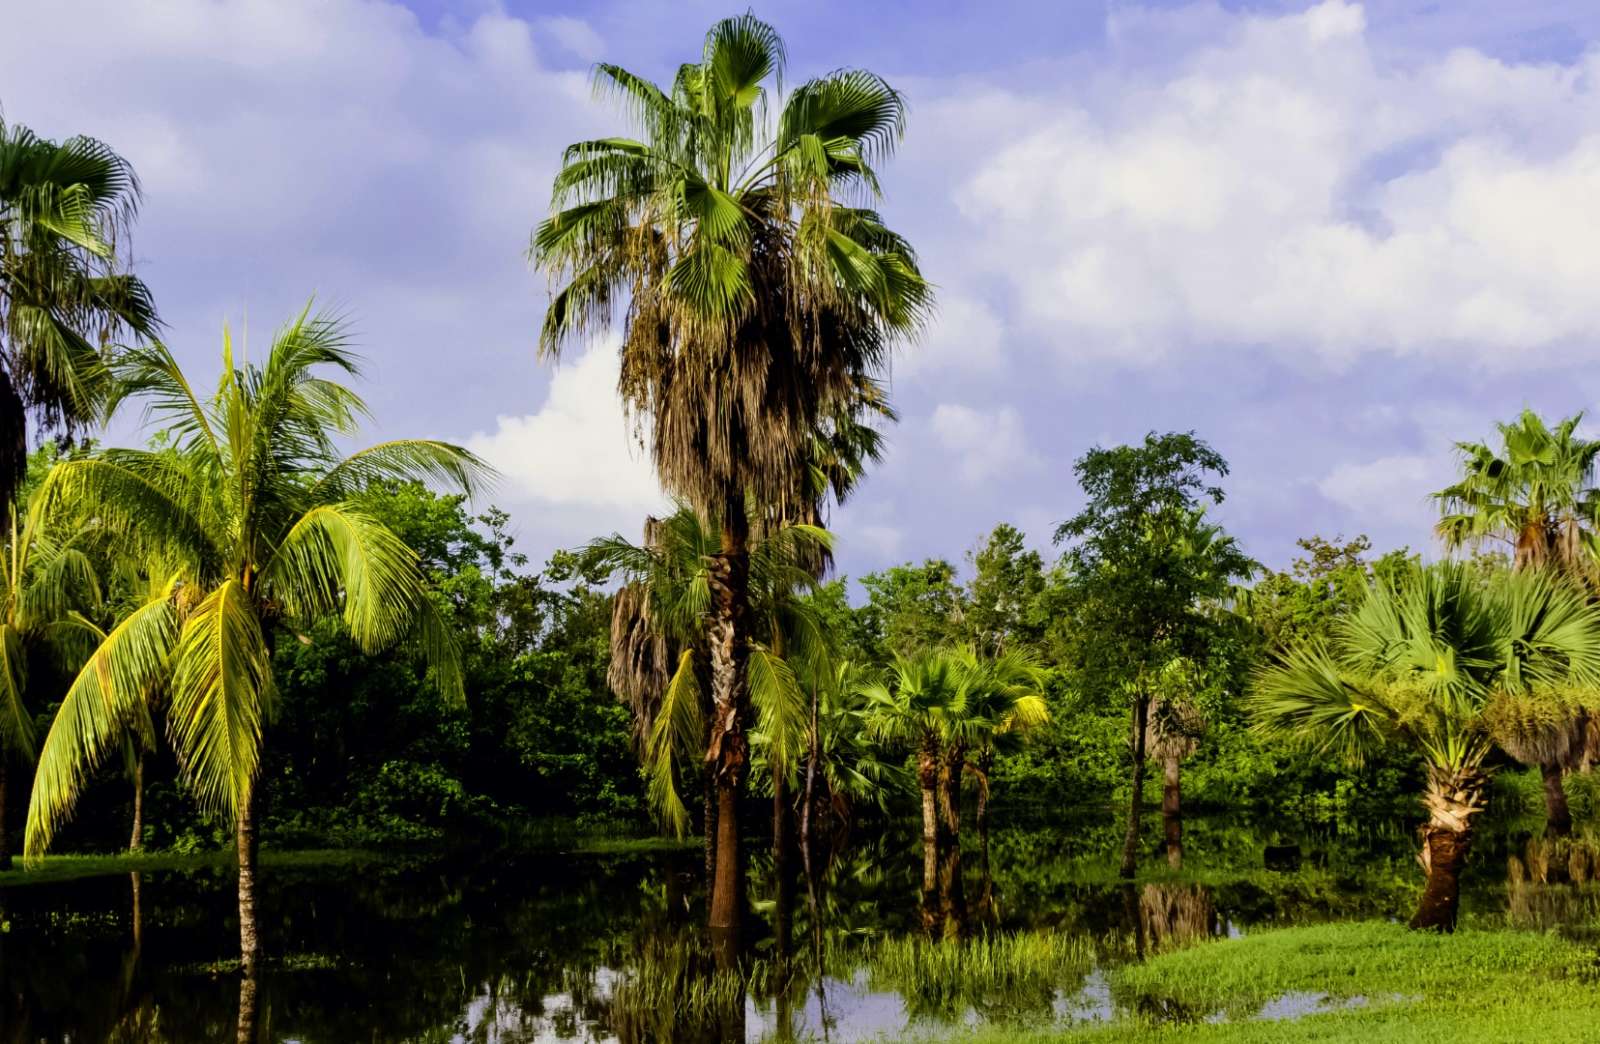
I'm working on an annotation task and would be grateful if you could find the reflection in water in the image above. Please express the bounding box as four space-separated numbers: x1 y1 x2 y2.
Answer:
0 814 1553 1042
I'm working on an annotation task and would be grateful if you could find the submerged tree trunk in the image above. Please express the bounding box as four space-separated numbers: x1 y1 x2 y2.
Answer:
1162 754 1183 870
918 736 940 934
237 786 260 972
0 757 10 872
706 493 752 936
773 770 793 958
130 750 146 852
1540 761 1573 838
1121 695 1150 879
236 963 261 1044
703 764 718 911
1409 768 1487 932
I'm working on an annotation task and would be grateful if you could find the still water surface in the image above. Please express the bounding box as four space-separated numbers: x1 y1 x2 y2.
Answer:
0 814 1588 1042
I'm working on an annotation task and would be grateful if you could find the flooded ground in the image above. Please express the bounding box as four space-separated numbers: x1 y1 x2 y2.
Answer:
0 812 1590 1041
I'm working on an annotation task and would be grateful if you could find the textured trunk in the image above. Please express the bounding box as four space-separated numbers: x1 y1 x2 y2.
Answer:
706 493 751 935
0 758 10 872
939 743 967 936
800 682 820 883
1163 754 1183 870
974 749 993 848
237 786 260 972
130 750 146 852
1540 761 1573 838
130 872 144 951
918 738 940 934
1121 695 1149 879
1410 768 1487 932
236 965 260 1044
1410 825 1471 931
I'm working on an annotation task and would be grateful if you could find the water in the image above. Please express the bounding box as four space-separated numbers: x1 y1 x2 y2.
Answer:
0 813 1586 1041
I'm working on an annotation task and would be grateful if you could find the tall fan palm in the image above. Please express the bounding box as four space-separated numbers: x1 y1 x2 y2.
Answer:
23 306 485 969
1433 409 1600 835
1251 563 1600 931
0 498 101 867
533 14 929 932
0 116 158 515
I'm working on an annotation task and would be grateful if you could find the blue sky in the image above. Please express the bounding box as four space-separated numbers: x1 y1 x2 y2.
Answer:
6 1 1600 582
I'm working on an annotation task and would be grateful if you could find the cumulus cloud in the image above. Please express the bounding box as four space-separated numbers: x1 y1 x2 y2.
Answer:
948 0 1600 370
464 340 666 534
1317 453 1444 530
930 403 1038 483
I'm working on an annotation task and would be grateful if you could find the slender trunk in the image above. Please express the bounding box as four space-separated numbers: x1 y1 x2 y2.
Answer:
1540 761 1573 838
130 750 146 852
0 757 10 872
237 786 260 972
706 493 751 936
236 965 260 1044
800 683 820 883
130 872 144 952
1121 695 1149 879
1163 754 1183 871
918 737 940 934
1410 768 1487 932
773 770 792 959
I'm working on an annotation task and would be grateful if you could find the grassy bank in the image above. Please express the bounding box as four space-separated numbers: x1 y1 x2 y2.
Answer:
961 921 1600 1043
0 848 381 887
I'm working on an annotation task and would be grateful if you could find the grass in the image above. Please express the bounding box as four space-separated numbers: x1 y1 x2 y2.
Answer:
864 929 1098 1019
0 848 379 887
952 921 1600 1043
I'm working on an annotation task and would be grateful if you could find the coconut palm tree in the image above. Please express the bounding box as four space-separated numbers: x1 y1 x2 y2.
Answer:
1434 409 1600 835
533 14 930 933
23 306 485 970
0 116 158 515
0 497 101 867
862 649 964 933
1251 562 1600 931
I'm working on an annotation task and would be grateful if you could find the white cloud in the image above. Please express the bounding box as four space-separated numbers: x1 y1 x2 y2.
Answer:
465 340 666 532
896 294 1007 378
1317 453 1441 528
945 0 1600 370
929 403 1037 483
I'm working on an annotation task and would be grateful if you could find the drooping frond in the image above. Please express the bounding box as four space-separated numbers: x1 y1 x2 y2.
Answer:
166 580 272 821
643 648 703 836
749 641 806 776
310 439 493 501
263 503 424 652
410 593 465 705
24 590 179 857
0 624 34 758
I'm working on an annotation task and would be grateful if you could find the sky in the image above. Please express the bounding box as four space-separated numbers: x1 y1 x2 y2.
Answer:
6 0 1600 584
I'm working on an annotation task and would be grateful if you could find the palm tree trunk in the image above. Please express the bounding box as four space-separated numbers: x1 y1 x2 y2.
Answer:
800 683 820 883
704 763 718 909
939 742 967 936
237 785 260 972
1540 761 1573 838
1163 753 1183 870
0 757 10 872
918 737 940 934
707 492 752 936
1409 768 1487 932
974 749 993 859
129 750 146 852
236 963 261 1044
1121 694 1150 879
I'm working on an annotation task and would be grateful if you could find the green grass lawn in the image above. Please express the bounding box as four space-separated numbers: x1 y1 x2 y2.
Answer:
962 921 1600 1043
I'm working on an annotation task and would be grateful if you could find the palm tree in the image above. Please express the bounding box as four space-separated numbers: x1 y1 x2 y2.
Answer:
1143 657 1205 869
0 497 101 868
533 14 930 933
1434 409 1600 835
955 646 1050 855
23 306 485 970
1251 562 1600 931
0 116 158 515
862 649 963 934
